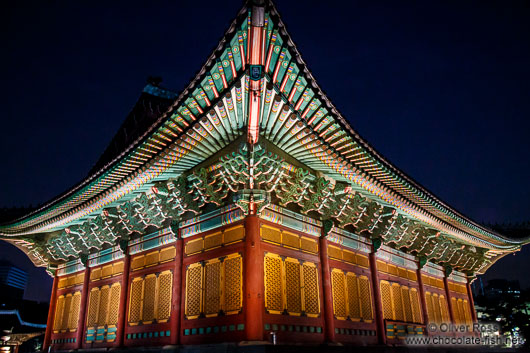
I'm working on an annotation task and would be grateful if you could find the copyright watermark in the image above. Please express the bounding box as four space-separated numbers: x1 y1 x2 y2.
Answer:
426 322 500 334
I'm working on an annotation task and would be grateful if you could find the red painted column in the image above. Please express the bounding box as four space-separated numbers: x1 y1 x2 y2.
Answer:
170 234 184 345
75 266 91 349
116 251 131 347
243 215 264 341
466 278 478 323
416 267 430 326
443 276 455 324
43 273 59 352
369 251 386 345
318 235 336 344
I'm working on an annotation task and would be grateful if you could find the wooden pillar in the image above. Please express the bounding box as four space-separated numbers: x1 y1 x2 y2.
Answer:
170 234 184 345
43 273 59 352
243 215 264 341
416 267 430 326
116 251 131 347
369 251 386 345
466 278 478 323
75 266 91 349
443 276 455 324
318 235 336 343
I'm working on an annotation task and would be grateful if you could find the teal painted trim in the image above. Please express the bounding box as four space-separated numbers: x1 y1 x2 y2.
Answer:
129 227 176 255
180 204 244 238
260 204 321 237
88 245 124 267
57 258 85 276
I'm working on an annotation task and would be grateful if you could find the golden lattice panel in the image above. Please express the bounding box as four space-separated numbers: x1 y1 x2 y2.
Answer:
264 254 283 314
223 226 245 244
440 295 449 324
433 294 443 324
108 283 121 325
87 288 100 327
463 299 472 326
346 273 360 319
68 292 81 331
358 276 372 321
204 260 221 317
285 259 302 315
410 288 421 323
331 269 347 319
402 287 412 323
380 281 393 320
143 274 157 323
98 285 110 326
391 283 403 321
224 255 242 314
185 264 203 319
157 271 173 321
54 295 65 332
61 294 73 331
128 278 144 324
302 263 319 317
425 292 434 324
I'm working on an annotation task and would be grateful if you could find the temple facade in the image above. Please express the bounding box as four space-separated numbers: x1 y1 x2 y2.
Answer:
0 0 527 350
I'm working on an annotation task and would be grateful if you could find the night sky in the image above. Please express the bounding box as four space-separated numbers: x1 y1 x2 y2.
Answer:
1 0 529 302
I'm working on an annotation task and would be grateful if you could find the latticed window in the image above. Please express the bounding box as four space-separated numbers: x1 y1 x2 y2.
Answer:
331 269 372 321
86 283 121 328
53 291 82 333
128 270 173 325
184 253 242 319
264 253 320 317
381 280 422 323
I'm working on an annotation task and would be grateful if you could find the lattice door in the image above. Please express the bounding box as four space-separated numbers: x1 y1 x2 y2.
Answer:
224 254 242 315
108 283 121 326
204 260 221 317
68 292 81 331
463 299 472 326
143 274 157 323
359 276 373 321
87 288 100 327
331 269 347 319
380 280 393 320
54 295 65 332
61 294 72 331
98 285 110 327
285 258 302 315
302 262 319 317
402 286 413 323
410 288 422 323
185 263 203 319
392 283 403 321
433 293 442 324
440 295 450 324
128 278 144 324
425 292 434 323
264 253 283 314
157 270 173 322
346 273 360 319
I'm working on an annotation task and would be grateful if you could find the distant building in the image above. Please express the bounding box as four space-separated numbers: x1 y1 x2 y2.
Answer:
0 261 28 305
485 279 521 299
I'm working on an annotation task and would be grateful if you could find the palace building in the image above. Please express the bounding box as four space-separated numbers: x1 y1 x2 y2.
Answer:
0 0 527 349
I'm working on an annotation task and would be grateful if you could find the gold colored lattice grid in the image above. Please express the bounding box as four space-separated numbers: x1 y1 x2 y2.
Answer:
224 255 242 314
303 263 320 317
265 254 283 314
157 271 173 322
285 259 302 315
204 260 221 317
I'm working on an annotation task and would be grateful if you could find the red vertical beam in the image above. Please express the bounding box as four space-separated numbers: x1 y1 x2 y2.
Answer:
43 273 59 352
116 251 131 347
243 215 264 341
318 235 336 344
466 279 478 323
75 266 91 349
416 267 430 326
369 251 386 345
170 233 184 345
443 276 455 324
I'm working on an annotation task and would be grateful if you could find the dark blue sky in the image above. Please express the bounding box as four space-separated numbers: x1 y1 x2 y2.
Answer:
1 0 529 301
